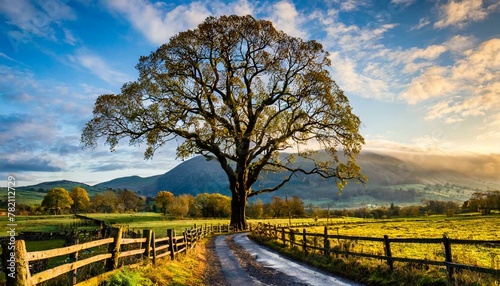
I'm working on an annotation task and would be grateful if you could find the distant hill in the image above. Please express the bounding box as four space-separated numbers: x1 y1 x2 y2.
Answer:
3 180 108 206
17 180 107 196
12 150 500 208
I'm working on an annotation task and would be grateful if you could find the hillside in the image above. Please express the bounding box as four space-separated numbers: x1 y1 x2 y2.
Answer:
95 150 500 208
2 180 108 206
10 150 500 208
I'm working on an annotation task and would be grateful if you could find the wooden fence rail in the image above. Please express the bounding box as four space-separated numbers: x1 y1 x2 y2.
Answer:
1 223 233 286
252 223 500 283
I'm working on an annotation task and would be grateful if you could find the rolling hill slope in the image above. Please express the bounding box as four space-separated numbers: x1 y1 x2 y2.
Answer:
12 150 500 208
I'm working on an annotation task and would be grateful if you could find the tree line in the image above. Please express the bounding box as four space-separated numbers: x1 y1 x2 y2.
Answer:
11 187 500 219
13 187 234 218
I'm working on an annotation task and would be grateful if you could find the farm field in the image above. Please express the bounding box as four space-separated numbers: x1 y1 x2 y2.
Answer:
286 215 500 270
3 213 499 270
0 213 232 237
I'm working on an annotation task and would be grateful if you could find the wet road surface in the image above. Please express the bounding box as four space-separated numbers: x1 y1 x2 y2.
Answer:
215 233 362 286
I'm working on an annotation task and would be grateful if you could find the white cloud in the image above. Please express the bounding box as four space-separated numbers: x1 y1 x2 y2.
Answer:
391 0 416 6
63 28 78 45
329 52 392 100
434 0 490 28
0 0 75 40
105 0 206 45
444 35 477 54
70 50 132 85
266 1 306 38
337 0 370 11
105 0 256 45
410 17 431 30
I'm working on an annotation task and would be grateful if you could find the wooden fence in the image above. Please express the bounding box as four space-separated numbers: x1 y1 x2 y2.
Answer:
1 224 233 286
252 223 500 282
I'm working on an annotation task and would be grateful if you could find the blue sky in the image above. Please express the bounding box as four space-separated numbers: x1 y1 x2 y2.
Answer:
1 0 499 186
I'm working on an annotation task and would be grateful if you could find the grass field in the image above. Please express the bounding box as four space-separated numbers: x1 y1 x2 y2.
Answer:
258 215 500 280
3 213 499 270
1 213 499 285
252 215 500 285
0 213 232 237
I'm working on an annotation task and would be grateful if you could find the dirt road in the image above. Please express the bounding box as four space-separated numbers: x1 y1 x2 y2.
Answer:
214 233 362 286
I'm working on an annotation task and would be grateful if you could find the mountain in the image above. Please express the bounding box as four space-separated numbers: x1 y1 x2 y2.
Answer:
12 150 500 208
95 150 500 208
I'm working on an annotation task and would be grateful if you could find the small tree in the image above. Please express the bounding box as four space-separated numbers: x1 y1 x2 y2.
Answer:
270 196 286 218
70 187 90 214
168 194 191 218
42 188 74 215
92 190 119 213
155 191 174 216
119 190 145 212
289 196 305 217
247 199 264 219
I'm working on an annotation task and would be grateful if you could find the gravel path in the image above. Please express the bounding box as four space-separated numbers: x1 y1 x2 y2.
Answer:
214 233 362 286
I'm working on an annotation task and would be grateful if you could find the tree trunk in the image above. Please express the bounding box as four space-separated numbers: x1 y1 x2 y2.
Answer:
230 189 247 231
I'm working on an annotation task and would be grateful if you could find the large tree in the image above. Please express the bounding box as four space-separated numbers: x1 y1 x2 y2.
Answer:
81 15 364 230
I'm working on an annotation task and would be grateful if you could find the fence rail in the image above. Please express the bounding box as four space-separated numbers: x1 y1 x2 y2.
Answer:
252 223 500 282
2 223 233 286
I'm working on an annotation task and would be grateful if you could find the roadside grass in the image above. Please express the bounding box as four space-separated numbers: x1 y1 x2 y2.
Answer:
99 238 210 286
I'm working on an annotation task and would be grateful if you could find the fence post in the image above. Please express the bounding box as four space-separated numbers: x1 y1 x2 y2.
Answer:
281 227 286 245
383 235 393 271
167 229 175 260
3 239 31 286
443 234 454 283
323 226 330 257
290 229 295 247
106 227 123 271
69 238 79 285
151 231 156 265
143 229 152 263
302 229 308 255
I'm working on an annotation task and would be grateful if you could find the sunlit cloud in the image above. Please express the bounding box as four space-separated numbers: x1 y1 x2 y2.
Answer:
266 1 306 38
434 0 491 28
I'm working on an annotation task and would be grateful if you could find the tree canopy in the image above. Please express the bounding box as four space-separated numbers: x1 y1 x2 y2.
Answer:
155 190 174 215
70 186 90 214
81 15 364 229
42 188 74 215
